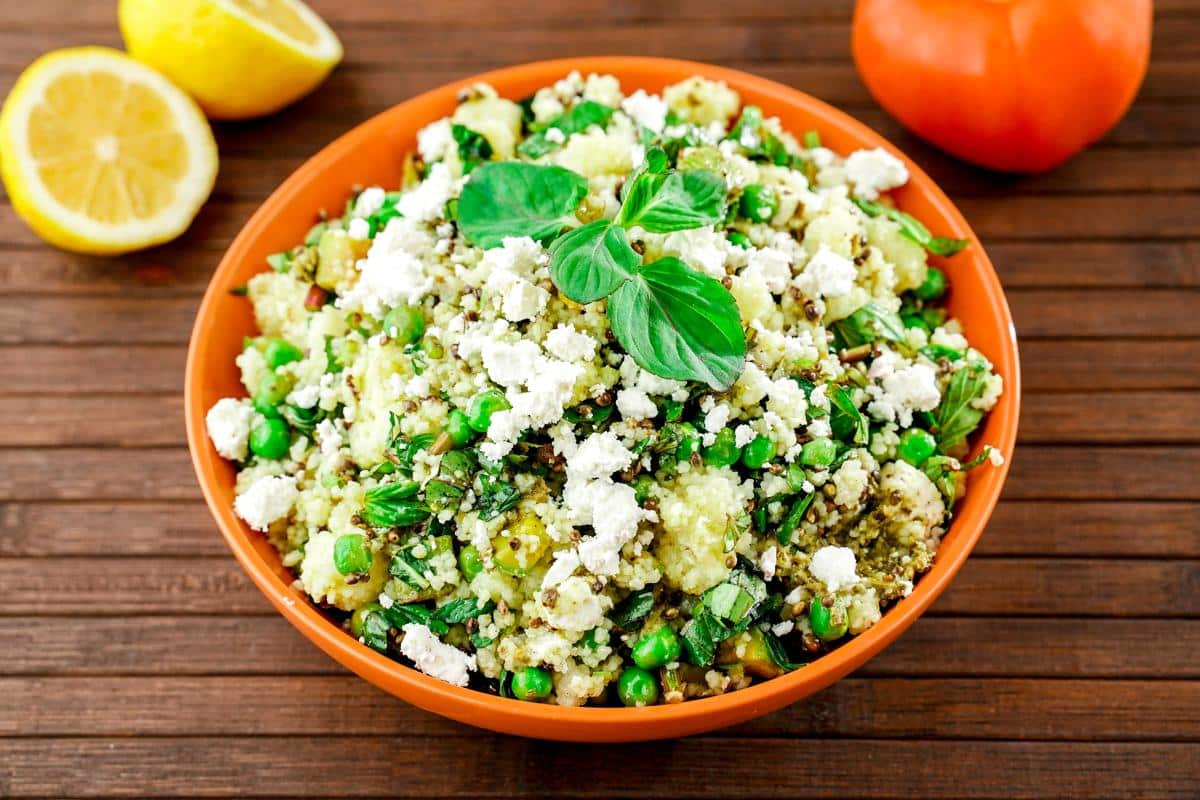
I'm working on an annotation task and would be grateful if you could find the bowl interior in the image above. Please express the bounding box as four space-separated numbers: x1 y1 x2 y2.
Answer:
185 56 1019 742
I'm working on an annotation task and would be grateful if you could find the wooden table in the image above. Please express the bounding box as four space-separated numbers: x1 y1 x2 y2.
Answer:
2 1 1198 797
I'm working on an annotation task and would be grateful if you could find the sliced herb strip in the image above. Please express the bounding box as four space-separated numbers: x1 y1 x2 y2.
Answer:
361 480 430 528
477 474 521 521
935 362 991 450
777 492 816 545
608 588 655 629
384 603 448 635
451 123 493 173
830 302 908 348
606 257 746 390
828 386 869 446
432 597 495 624
680 607 725 667
852 197 970 256
457 162 589 248
920 344 965 362
517 100 614 159
359 607 391 652
388 549 432 590
762 630 800 671
548 219 640 303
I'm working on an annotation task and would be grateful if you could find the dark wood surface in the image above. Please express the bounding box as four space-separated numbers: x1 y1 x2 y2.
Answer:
2 1 1198 797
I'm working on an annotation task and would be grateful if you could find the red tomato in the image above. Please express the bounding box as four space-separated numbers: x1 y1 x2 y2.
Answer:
852 0 1152 173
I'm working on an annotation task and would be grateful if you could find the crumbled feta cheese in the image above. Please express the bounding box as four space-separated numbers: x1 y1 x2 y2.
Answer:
866 353 941 427
616 387 658 420
287 384 320 410
572 480 649 575
621 89 668 133
987 446 1005 467
809 545 860 593
772 620 795 637
568 431 635 481
531 90 565 122
659 226 728 279
845 147 909 200
734 424 757 449
351 186 386 219
620 356 689 401
397 162 460 222
234 475 298 532
541 549 582 590
544 324 598 362
346 217 370 241
337 217 434 317
544 126 566 145
743 247 792 294
416 118 456 164
501 278 550 322
766 378 808 428
206 398 254 461
399 623 476 687
759 546 778 580
315 418 344 458
796 243 857 299
704 402 731 434
481 339 543 388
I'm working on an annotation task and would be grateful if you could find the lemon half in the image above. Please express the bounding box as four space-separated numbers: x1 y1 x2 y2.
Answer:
0 47 219 255
119 0 343 120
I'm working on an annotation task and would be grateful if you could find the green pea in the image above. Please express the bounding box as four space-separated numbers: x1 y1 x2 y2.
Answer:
809 595 849 642
333 534 372 575
914 267 947 301
445 408 474 447
458 545 484 580
799 437 837 468
738 184 779 223
632 474 656 504
350 602 385 638
467 389 511 433
263 338 303 370
510 666 554 701
898 428 937 467
616 666 660 707
702 427 741 468
253 371 292 416
740 435 775 470
249 416 290 459
727 230 752 249
675 423 702 462
381 304 426 344
631 626 682 670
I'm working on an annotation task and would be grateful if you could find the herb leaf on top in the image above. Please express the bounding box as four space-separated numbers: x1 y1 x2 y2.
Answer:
457 162 588 248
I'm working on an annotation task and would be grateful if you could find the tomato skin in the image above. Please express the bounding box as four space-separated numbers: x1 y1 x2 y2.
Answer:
852 0 1152 173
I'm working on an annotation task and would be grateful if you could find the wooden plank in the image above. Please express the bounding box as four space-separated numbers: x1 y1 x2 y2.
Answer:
4 290 1196 344
0 555 1193 617
976 501 1200 558
985 241 1200 289
1 345 185 394
0 502 224 557
1019 391 1200 443
5 675 1196 741
5 615 1194 679
0 737 1193 798
7 498 1195 559
1003 446 1200 501
1 446 1195 502
1020 340 1200 391
0 394 183 447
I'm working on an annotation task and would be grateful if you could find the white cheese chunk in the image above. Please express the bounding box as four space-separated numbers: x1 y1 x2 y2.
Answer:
206 397 254 461
399 623 477 687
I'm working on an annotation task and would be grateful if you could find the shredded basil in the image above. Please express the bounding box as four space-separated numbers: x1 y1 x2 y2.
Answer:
831 302 908 349
935 362 991 450
358 606 391 652
828 386 869 446
477 474 521 520
432 597 495 624
777 492 816 545
517 100 614 159
451 123 493 174
608 588 655 630
852 197 969 256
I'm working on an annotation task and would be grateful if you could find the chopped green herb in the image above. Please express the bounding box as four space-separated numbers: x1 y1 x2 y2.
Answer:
852 197 970 257
935 362 991 450
451 123 493 173
828 386 869 446
477 474 521 520
517 100 614 159
608 588 655 630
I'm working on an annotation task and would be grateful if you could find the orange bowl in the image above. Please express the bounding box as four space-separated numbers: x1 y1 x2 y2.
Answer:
185 57 1020 741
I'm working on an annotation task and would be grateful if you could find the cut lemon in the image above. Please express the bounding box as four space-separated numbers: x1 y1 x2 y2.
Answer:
0 47 218 255
119 0 343 120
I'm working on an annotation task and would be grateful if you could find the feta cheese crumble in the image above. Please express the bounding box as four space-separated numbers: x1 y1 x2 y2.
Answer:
234 475 298 532
206 398 254 461
399 623 477 686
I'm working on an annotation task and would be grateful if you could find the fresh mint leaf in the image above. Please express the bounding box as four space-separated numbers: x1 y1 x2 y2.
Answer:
852 197 969 256
477 474 521 521
432 597 495 624
358 606 391 652
829 386 868 446
457 162 588 249
935 362 990 450
616 168 726 232
606 257 745 390
517 100 615 159
548 219 640 303
362 481 430 529
777 492 815 545
680 607 726 667
831 302 908 348
387 549 432 590
384 603 448 635
451 123 492 174
608 589 655 630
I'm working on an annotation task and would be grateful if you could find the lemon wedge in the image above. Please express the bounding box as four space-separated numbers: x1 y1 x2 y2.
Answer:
119 0 343 120
0 47 218 255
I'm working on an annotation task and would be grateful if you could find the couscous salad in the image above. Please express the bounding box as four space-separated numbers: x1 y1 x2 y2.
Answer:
207 71 1003 706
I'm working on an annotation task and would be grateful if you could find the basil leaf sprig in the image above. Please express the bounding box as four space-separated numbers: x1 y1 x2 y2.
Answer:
829 302 908 350
934 361 992 451
457 153 746 389
517 100 614 159
457 162 589 248
451 123 492 174
852 197 970 257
